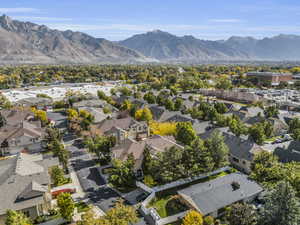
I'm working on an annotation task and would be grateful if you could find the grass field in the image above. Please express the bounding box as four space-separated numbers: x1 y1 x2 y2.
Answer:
148 195 188 218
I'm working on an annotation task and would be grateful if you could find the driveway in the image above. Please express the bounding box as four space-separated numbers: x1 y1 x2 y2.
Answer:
88 186 121 212
67 141 105 192
65 135 119 212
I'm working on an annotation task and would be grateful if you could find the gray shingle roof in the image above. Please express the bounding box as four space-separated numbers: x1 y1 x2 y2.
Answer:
263 140 300 163
200 128 262 161
17 97 53 107
73 99 107 108
178 173 263 215
97 117 140 134
0 153 59 215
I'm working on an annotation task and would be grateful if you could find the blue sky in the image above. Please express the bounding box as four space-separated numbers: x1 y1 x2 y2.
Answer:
1 0 300 40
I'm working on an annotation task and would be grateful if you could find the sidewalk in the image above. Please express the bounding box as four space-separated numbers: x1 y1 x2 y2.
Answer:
70 170 86 200
92 206 106 217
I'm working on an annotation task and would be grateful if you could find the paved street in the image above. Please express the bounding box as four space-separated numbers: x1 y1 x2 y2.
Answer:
64 134 121 213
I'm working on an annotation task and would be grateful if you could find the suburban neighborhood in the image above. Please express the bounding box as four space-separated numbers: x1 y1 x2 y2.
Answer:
0 64 299 225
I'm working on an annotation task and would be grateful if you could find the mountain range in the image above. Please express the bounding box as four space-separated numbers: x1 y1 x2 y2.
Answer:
0 15 150 64
1 15 300 64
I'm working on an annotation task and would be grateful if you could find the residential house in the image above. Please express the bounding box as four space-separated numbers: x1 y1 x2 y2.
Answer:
111 138 146 172
94 117 149 144
112 95 130 107
201 128 264 173
0 153 59 224
192 121 214 135
111 135 183 173
47 112 67 131
149 105 195 123
144 135 184 155
163 113 195 124
16 97 53 110
178 173 263 217
262 140 300 163
268 118 289 136
73 99 108 109
0 109 35 126
0 110 45 155
0 121 45 155
79 107 110 124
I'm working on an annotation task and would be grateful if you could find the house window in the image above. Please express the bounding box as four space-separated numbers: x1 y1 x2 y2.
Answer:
23 211 30 218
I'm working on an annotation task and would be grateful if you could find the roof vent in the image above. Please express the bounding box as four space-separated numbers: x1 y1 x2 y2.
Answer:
231 181 240 191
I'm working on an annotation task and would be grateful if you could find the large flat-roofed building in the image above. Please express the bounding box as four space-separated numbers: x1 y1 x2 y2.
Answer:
247 72 293 85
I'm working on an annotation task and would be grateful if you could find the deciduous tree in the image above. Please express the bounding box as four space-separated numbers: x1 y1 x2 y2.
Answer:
57 193 75 221
182 210 203 225
259 182 300 225
226 203 257 225
5 210 32 225
176 122 196 145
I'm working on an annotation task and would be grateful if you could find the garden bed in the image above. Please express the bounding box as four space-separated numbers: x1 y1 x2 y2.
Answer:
147 195 188 218
75 201 90 213
102 167 114 175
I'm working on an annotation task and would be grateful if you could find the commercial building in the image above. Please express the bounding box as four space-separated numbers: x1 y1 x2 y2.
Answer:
246 72 293 85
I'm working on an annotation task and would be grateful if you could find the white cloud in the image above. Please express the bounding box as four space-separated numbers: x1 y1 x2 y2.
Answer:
13 16 72 22
209 19 242 23
0 8 38 13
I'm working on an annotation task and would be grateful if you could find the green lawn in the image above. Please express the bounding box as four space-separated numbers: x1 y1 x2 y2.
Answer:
148 195 188 218
102 167 114 175
147 170 232 218
109 183 137 194
75 202 90 213
265 136 280 143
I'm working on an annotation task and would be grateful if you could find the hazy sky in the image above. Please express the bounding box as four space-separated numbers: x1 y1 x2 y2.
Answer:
1 0 300 41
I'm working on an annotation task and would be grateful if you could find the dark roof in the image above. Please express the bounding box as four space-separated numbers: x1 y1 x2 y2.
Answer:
193 121 213 135
163 113 195 124
0 121 44 143
111 139 145 170
145 135 183 153
0 109 34 126
200 128 262 161
0 153 59 214
97 117 141 134
130 98 147 108
16 97 53 107
178 173 263 215
73 99 107 108
149 105 166 121
47 112 67 122
272 141 300 163
112 95 129 105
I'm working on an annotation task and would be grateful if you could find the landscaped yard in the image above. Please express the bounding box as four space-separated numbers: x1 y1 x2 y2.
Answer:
148 195 188 218
102 167 114 175
147 169 233 218
75 201 90 213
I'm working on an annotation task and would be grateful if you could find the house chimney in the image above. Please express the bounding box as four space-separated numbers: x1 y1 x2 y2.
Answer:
231 181 240 191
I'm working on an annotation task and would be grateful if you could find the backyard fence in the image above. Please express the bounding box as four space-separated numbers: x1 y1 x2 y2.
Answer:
153 166 231 192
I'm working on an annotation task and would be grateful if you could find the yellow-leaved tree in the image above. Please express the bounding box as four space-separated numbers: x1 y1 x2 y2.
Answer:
182 210 203 225
149 121 177 136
